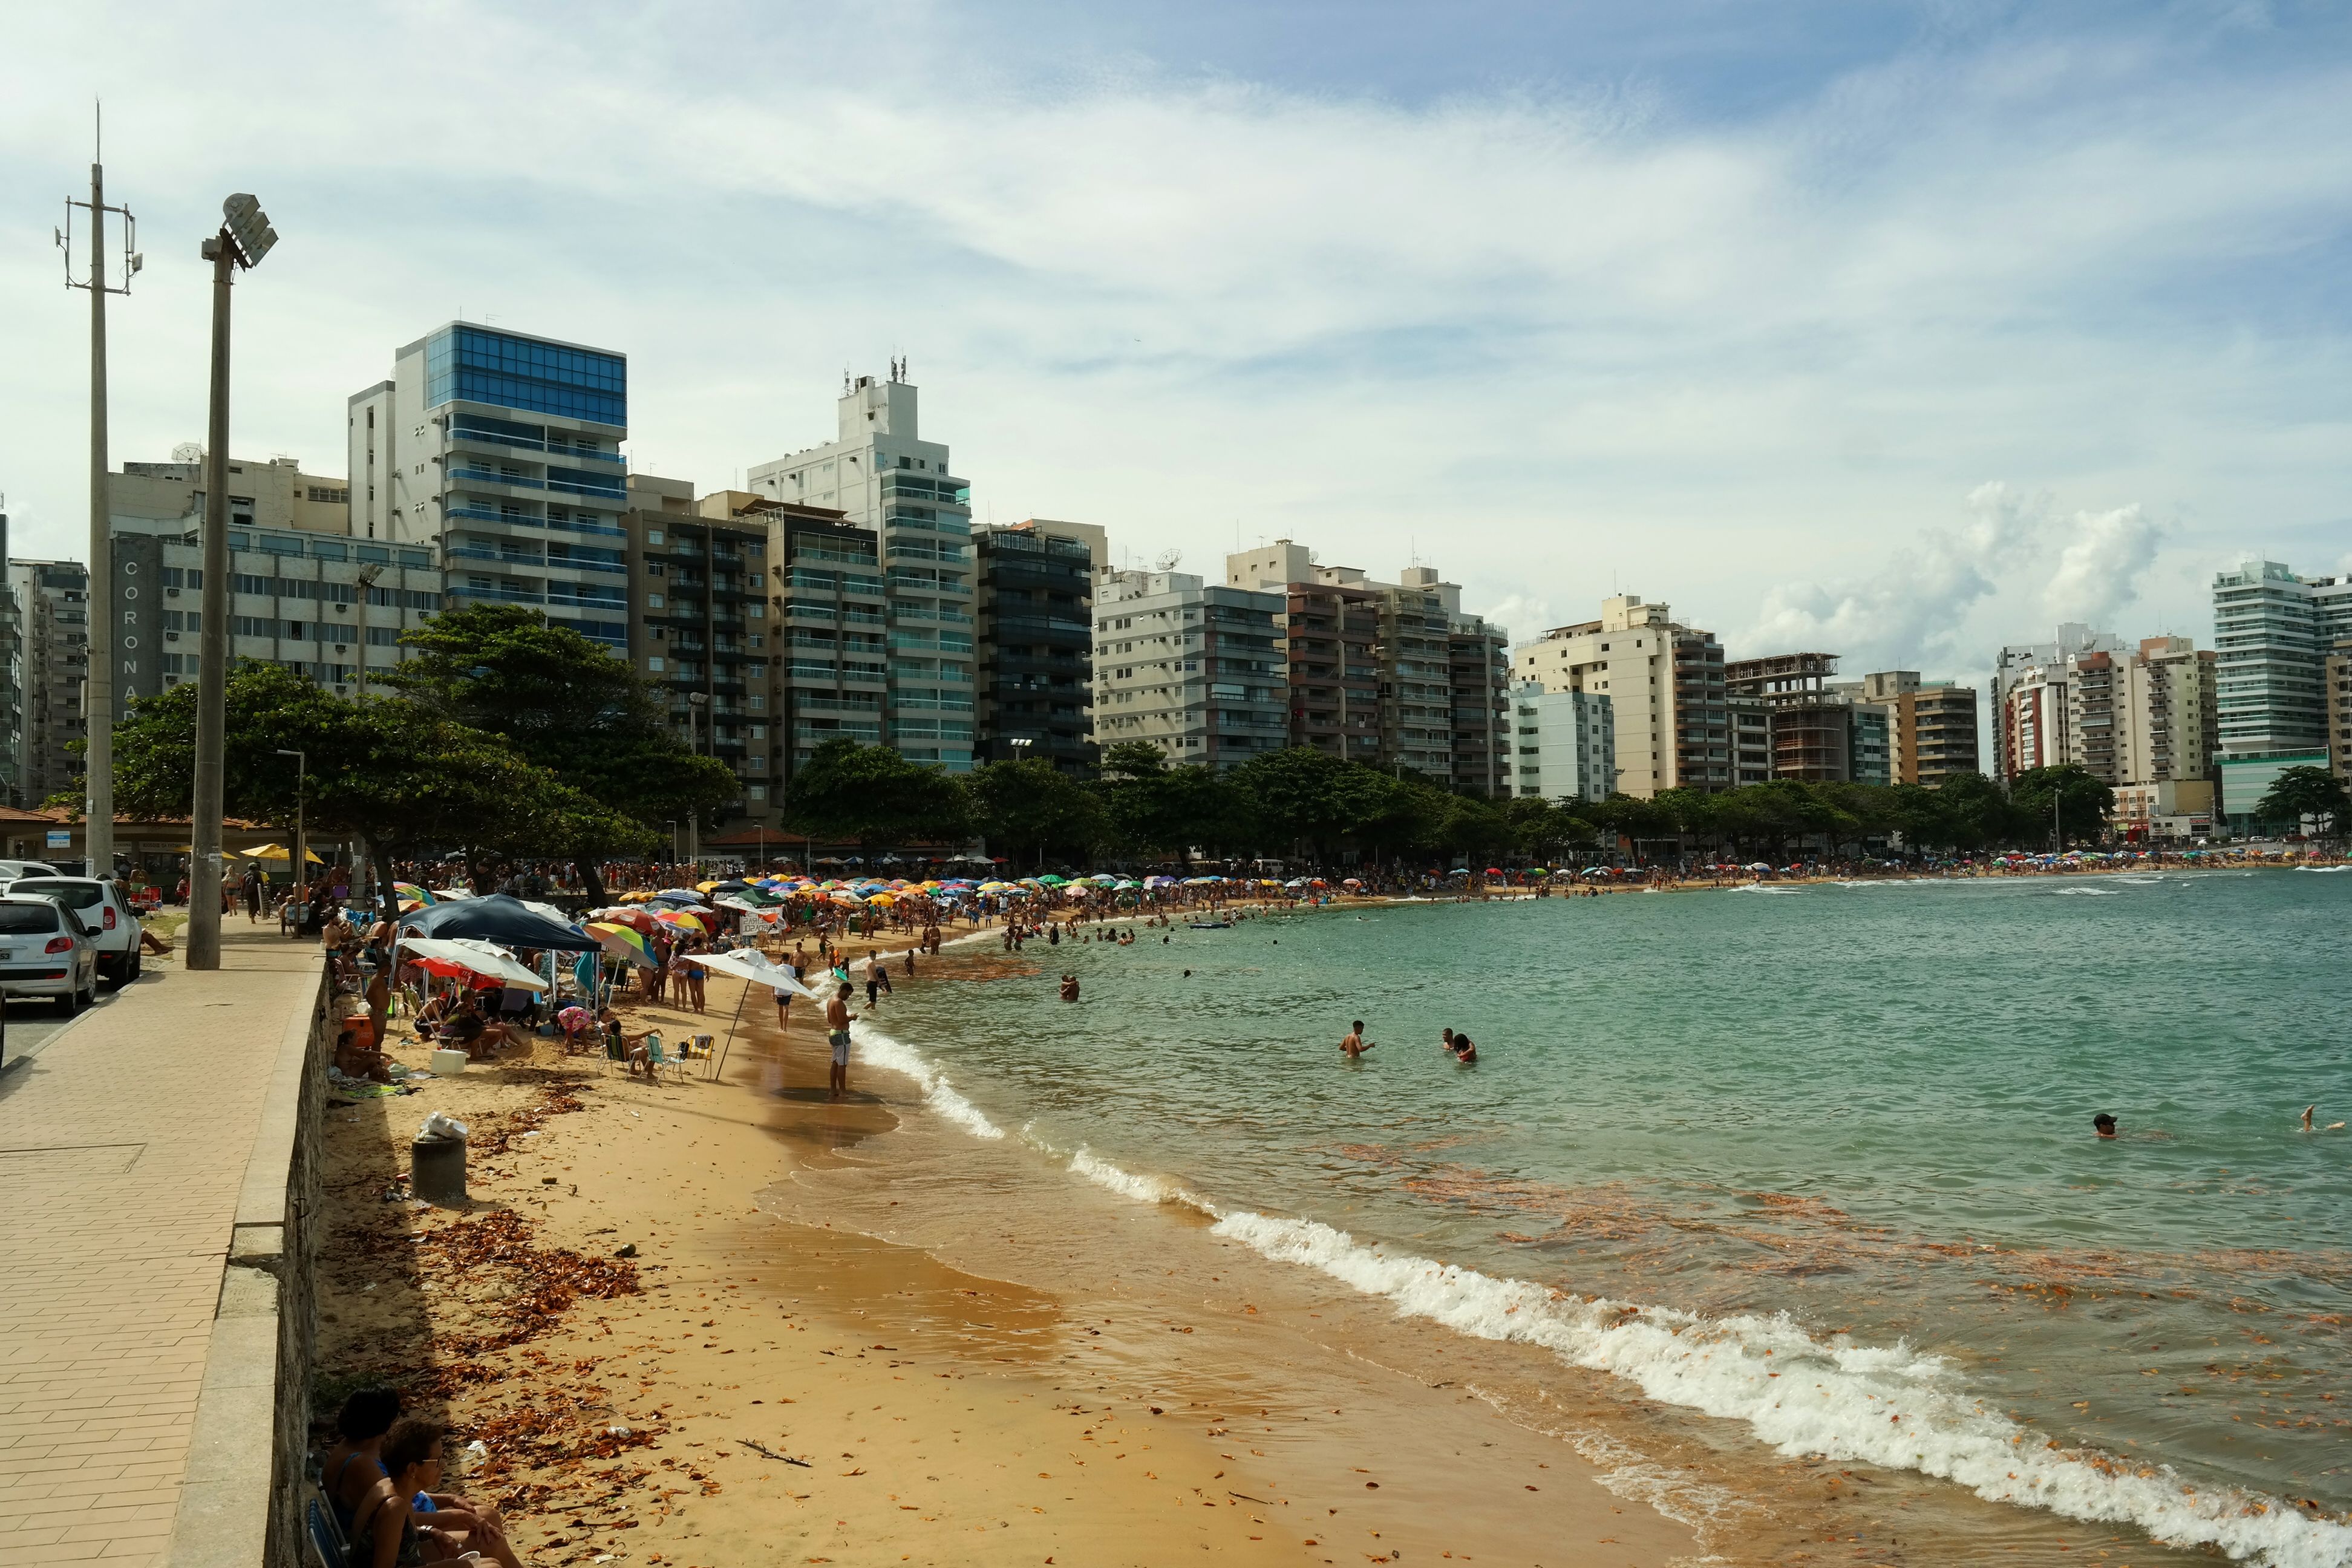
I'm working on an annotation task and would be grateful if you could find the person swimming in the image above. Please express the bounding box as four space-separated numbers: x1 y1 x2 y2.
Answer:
2092 1112 2118 1138
1448 1030 1475 1063
1340 1021 1374 1059
2302 1104 2347 1131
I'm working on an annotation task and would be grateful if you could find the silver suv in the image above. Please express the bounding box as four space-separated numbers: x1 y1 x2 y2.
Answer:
0 895 100 1014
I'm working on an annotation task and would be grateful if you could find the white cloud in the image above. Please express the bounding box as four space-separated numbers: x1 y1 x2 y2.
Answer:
0 2 2345 671
2041 503 2163 629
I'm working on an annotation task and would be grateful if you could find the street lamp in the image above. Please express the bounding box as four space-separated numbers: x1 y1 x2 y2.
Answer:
186 191 277 972
275 748 306 930
353 563 384 698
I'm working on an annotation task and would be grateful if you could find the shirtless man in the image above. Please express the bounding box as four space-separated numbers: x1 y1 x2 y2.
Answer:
1339 1021 1374 1059
825 983 858 1101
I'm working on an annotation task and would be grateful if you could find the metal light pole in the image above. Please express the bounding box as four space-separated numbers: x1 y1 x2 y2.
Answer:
275 749 306 929
353 563 383 698
58 119 139 878
186 194 277 971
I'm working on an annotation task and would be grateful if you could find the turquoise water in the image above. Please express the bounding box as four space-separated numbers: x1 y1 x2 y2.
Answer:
867 870 2352 1563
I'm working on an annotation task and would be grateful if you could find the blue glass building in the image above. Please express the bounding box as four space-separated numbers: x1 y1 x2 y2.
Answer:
348 324 630 646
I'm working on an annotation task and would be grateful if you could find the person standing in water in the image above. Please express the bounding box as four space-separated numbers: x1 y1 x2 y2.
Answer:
825 983 858 1102
1340 1021 1375 1059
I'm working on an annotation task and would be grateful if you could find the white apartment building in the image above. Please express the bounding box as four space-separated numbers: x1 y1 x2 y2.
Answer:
1094 570 1286 768
348 323 632 648
1992 624 2124 782
1508 681 1615 802
1512 595 1728 798
745 372 977 770
108 515 443 704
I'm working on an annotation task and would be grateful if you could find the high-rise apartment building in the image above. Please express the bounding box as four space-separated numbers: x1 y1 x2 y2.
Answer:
769 500 893 776
1838 671 1982 787
2330 639 2352 788
2112 636 2218 789
2209 561 2352 827
973 523 1094 772
1992 625 2123 783
746 371 976 771
1224 544 1512 791
1723 653 1851 782
349 323 632 648
1508 681 1615 803
1442 586 1512 798
618 477 781 829
8 561 90 806
1514 596 1727 797
1094 570 1285 768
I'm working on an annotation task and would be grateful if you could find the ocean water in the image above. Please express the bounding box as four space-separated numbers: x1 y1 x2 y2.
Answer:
814 871 2352 1564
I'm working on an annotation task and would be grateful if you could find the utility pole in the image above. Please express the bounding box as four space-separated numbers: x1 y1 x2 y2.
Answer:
59 113 138 878
186 194 277 970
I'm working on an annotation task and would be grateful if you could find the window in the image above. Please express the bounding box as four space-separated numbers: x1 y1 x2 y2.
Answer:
648 656 664 672
648 595 663 609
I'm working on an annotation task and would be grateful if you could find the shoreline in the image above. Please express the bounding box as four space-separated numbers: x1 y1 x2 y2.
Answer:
317 936 1700 1567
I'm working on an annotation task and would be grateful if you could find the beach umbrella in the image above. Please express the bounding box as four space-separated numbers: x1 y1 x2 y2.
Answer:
394 882 434 905
659 887 706 901
399 893 601 952
585 921 653 966
656 910 709 932
243 842 325 864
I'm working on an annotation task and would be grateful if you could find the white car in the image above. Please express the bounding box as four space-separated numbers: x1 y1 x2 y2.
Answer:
0 859 62 892
8 877 145 984
0 894 100 1015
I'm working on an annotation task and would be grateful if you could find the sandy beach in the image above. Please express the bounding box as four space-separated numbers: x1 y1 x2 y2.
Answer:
316 936 1699 1568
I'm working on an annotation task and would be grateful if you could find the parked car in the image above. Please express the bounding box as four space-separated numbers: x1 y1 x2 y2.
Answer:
0 894 100 1014
8 877 145 984
0 860 62 892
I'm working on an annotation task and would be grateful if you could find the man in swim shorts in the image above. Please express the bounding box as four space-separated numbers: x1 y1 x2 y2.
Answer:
1340 1021 1374 1059
826 982 858 1101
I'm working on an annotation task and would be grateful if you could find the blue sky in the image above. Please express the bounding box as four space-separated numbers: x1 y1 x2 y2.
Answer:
4 0 2348 682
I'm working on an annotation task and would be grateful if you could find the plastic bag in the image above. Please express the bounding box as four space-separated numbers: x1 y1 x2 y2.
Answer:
417 1111 470 1142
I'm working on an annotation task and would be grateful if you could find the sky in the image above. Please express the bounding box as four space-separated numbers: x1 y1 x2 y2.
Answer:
4 0 2350 688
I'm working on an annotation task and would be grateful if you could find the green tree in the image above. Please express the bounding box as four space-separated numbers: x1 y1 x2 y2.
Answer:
2252 765 2352 837
966 757 1111 869
387 604 738 895
780 737 972 852
111 662 652 919
1091 743 1258 861
2010 764 2114 849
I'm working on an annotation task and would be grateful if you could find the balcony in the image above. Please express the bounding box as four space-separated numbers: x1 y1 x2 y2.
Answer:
449 466 545 491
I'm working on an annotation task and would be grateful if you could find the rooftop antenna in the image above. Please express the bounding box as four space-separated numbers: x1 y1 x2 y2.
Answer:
843 367 852 395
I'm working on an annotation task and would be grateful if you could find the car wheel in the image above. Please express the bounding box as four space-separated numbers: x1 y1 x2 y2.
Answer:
56 985 79 1017
128 950 142 982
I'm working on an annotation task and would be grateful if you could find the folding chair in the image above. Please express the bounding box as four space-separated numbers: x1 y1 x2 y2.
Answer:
305 1492 345 1568
642 1034 686 1084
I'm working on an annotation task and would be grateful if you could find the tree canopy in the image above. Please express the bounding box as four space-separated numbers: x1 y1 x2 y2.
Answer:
779 737 972 849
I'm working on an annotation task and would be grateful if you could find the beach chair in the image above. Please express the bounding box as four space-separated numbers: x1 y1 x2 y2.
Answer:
304 1491 344 1568
642 1034 685 1084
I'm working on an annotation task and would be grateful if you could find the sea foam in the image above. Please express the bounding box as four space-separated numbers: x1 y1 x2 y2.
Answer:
849 1021 1005 1139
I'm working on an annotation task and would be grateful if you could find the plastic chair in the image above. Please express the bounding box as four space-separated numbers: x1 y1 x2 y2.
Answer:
642 1033 685 1084
602 1033 627 1076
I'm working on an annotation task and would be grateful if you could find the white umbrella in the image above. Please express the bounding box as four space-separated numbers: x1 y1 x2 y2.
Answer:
402 936 550 992
683 951 829 1075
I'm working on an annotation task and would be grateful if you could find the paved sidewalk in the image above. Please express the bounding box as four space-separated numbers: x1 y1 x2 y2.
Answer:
0 929 324 1566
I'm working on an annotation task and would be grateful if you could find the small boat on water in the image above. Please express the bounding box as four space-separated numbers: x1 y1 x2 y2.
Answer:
1188 921 1232 929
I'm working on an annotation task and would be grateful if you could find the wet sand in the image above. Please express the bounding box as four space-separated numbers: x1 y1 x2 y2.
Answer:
316 942 1697 1567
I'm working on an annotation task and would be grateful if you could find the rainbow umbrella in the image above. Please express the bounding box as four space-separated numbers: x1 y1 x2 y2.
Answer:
585 921 653 966
394 882 434 905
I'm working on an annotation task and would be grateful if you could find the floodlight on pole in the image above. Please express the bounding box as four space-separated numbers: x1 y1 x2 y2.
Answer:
186 191 278 972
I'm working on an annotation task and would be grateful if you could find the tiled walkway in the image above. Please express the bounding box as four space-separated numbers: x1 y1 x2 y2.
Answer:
0 929 323 1565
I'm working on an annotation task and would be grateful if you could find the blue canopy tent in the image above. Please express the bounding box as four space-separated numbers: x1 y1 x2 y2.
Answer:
397 893 601 952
